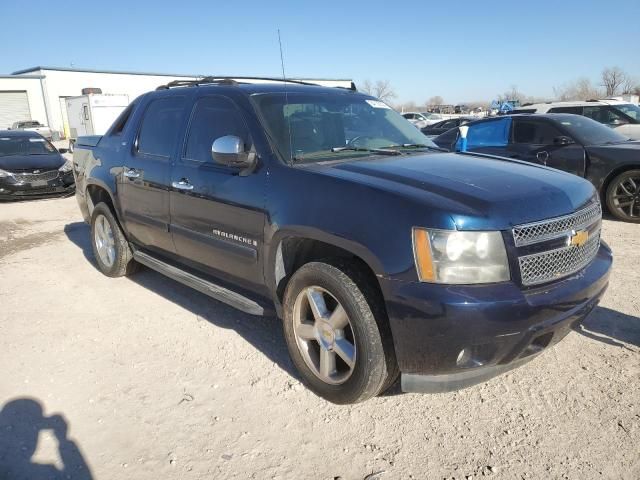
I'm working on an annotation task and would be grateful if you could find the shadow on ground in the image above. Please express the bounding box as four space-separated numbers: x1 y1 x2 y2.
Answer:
577 306 640 349
0 397 92 480
64 221 298 380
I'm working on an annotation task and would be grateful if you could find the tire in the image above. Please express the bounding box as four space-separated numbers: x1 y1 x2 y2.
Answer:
90 202 139 277
282 260 398 404
605 169 640 223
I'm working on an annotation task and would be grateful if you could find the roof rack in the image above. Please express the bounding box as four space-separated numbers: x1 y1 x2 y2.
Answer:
156 76 321 90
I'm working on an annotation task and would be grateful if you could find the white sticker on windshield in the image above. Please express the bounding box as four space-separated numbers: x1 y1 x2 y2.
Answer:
366 100 391 109
28 138 45 142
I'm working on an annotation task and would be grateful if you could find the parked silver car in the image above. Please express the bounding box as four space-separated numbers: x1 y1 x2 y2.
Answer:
10 120 53 140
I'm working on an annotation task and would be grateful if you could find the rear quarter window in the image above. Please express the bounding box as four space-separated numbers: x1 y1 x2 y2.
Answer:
137 96 185 157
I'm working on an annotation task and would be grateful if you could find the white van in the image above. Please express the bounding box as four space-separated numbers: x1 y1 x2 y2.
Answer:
66 94 129 151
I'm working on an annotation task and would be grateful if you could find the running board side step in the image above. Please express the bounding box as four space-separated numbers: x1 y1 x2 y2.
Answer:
133 251 265 316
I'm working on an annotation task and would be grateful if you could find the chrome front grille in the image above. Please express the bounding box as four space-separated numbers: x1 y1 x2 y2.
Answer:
512 202 601 247
513 203 602 286
13 170 59 183
518 229 601 286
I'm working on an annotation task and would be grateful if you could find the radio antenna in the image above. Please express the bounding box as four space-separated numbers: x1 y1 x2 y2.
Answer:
278 29 294 165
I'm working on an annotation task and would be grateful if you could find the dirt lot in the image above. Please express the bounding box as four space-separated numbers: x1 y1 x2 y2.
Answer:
0 196 638 480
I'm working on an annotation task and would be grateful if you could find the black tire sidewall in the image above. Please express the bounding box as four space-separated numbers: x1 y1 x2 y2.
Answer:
282 262 388 404
606 169 640 223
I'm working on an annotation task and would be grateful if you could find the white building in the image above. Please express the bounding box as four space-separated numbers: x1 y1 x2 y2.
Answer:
0 66 354 138
1 66 198 137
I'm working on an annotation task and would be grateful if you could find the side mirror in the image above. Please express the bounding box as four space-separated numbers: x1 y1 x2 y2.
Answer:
553 135 574 146
211 135 256 175
58 148 69 154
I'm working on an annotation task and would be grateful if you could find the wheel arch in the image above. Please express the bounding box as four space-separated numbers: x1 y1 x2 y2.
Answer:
267 229 386 316
85 181 120 223
600 163 640 201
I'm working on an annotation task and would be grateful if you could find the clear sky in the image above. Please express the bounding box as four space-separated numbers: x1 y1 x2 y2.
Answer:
3 0 639 104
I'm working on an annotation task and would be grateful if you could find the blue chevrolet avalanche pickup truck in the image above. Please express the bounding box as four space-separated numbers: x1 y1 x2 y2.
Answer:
72 78 612 404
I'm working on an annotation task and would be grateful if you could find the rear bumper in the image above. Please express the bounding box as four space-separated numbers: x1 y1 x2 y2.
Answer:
0 171 75 200
380 242 612 392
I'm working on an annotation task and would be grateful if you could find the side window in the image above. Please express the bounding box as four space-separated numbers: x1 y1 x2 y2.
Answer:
184 96 250 163
583 105 628 125
137 96 185 157
512 120 562 144
549 106 583 114
465 118 511 148
440 120 457 130
110 103 135 136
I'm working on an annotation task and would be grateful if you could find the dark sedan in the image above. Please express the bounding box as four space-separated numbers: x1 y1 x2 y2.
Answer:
433 114 640 222
0 130 75 201
421 117 474 137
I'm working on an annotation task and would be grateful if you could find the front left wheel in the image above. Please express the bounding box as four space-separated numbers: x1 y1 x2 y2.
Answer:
282 260 398 404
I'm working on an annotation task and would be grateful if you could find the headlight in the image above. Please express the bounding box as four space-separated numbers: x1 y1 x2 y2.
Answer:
0 169 13 178
58 159 73 173
413 228 510 284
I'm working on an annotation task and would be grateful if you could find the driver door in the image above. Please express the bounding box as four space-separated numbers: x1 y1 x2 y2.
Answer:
169 94 266 290
507 118 586 177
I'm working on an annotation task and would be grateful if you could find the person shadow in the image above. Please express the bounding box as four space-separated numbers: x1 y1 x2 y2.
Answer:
0 398 93 480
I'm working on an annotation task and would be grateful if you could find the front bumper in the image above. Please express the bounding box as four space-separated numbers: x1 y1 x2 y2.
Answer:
380 242 612 393
0 171 75 200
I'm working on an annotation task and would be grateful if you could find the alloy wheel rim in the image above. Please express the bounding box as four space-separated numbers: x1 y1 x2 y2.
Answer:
612 175 640 219
94 214 116 268
292 286 357 385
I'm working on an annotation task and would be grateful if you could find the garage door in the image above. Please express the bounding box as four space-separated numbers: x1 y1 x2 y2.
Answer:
0 91 31 129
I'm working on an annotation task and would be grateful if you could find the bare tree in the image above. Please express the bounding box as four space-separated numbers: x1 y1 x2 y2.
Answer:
622 76 638 95
360 79 397 103
601 67 627 97
496 85 526 104
427 95 444 106
554 78 602 101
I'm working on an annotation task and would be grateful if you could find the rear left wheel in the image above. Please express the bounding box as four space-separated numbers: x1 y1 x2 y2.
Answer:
90 202 139 277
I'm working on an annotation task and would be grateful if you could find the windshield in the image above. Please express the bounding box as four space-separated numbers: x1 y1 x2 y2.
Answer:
558 115 630 145
612 103 640 122
0 135 56 156
252 93 437 163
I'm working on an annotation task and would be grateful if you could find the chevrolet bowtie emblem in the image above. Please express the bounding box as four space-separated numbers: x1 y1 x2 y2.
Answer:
569 229 589 247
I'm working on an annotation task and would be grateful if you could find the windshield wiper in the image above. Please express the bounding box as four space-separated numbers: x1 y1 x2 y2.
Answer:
383 143 448 152
292 146 402 163
330 146 401 155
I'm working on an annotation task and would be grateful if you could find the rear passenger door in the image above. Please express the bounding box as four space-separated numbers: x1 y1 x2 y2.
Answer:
507 118 586 177
119 95 187 254
169 94 266 291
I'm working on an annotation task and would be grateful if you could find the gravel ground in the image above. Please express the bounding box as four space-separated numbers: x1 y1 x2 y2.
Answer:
0 196 638 480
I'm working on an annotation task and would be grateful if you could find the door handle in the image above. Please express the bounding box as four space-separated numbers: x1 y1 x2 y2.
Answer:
123 168 140 179
172 179 194 191
536 151 549 165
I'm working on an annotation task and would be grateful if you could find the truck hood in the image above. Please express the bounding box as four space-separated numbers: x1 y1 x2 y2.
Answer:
310 152 597 230
0 153 65 172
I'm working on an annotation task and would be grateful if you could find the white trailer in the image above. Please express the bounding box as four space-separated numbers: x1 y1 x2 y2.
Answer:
66 94 129 151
